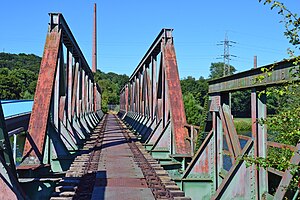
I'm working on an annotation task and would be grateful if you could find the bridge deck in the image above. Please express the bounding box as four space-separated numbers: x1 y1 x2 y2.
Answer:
91 114 155 200
51 113 187 200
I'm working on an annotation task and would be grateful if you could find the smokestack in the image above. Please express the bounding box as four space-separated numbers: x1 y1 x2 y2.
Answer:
92 3 97 73
253 55 257 69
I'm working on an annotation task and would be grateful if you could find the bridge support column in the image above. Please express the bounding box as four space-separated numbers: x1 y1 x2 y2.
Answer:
251 88 268 199
210 93 222 190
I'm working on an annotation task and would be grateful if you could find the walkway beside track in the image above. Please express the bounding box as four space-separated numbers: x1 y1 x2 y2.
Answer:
91 114 155 199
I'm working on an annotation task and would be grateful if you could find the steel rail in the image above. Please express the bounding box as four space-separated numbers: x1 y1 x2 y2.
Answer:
50 115 107 199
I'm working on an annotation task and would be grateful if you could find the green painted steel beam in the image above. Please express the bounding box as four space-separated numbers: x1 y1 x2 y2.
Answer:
208 59 299 93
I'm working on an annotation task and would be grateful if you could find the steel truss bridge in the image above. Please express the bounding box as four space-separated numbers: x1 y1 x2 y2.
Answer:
0 13 299 200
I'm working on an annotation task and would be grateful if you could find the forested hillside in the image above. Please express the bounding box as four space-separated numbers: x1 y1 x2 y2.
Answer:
0 53 128 112
0 53 41 99
94 70 129 112
0 53 278 124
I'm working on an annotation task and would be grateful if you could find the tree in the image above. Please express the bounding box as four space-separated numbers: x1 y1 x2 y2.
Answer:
231 90 251 117
0 71 22 99
94 69 129 112
183 93 202 125
10 68 38 99
209 62 236 79
180 76 208 125
0 53 41 100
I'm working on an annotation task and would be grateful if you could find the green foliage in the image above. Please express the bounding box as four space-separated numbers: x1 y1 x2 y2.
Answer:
243 86 300 192
183 93 202 125
0 53 41 73
231 91 251 117
209 62 236 79
267 89 300 146
195 95 209 151
0 53 40 100
94 70 129 112
0 69 22 99
180 76 208 125
233 118 252 132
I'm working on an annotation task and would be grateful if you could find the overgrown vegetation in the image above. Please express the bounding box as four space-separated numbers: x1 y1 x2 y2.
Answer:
242 0 300 194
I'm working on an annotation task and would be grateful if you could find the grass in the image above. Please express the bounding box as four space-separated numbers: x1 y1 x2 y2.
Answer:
234 118 252 133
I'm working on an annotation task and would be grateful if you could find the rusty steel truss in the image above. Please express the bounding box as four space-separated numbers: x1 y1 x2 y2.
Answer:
21 13 103 169
119 29 192 171
0 13 103 199
0 13 299 200
119 28 300 199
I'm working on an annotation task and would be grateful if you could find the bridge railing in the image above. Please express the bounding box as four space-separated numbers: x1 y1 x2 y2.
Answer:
119 29 191 165
18 13 103 173
0 13 103 200
1 100 33 165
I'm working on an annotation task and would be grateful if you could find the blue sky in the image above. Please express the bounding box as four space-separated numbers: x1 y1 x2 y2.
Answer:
0 1 299 79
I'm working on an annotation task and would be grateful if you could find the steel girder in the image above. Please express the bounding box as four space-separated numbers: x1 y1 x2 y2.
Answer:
20 13 103 175
119 29 191 162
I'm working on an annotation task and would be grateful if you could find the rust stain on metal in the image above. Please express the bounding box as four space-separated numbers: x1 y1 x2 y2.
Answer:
94 84 97 112
163 43 190 155
59 96 66 121
71 64 79 117
0 178 17 200
22 30 62 162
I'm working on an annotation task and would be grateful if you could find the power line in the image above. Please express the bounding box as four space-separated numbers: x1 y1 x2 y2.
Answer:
217 33 237 76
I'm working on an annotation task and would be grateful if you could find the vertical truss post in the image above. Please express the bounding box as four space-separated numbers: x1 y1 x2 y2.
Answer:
125 85 129 112
67 50 73 120
163 29 189 154
76 65 81 118
146 66 151 117
131 81 134 112
257 89 268 198
72 62 79 116
210 94 222 189
22 15 62 164
251 88 268 199
151 56 157 120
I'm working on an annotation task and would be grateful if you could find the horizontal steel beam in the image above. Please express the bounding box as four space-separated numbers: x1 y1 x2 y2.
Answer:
5 113 30 134
208 59 299 93
8 127 24 137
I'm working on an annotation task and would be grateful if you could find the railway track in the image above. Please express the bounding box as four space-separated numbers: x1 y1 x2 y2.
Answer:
117 118 190 200
51 114 190 200
50 115 108 200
